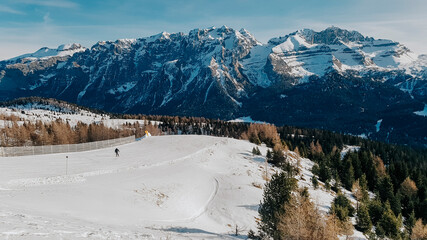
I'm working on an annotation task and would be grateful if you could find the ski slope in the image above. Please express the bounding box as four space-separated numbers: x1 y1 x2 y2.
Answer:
0 135 274 239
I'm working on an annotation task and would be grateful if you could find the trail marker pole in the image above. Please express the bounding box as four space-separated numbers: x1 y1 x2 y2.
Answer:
66 156 68 175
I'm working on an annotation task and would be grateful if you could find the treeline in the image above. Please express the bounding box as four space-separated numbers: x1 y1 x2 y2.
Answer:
0 118 160 147
113 113 252 139
0 96 109 115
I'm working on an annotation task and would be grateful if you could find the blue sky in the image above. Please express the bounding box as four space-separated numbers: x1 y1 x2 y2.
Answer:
0 0 426 60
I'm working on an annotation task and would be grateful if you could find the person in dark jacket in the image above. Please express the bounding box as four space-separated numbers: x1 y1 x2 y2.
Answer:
115 148 120 157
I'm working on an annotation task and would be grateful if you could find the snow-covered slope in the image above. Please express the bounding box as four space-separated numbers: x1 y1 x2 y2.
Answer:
0 104 145 128
0 26 426 146
293 152 367 240
0 103 150 128
0 129 372 239
266 27 419 83
0 136 276 239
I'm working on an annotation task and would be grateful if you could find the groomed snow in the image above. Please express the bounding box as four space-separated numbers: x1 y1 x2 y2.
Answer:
0 135 275 239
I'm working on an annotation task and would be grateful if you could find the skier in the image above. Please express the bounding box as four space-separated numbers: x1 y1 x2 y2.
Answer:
115 148 120 157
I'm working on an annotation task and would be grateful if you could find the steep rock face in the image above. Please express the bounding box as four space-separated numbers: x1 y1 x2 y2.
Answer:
0 26 426 146
0 26 261 118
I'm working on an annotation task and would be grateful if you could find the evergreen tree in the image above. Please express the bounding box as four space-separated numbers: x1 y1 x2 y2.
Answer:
379 176 395 203
356 203 372 233
405 210 416 234
341 157 355 190
312 176 319 189
368 197 384 226
318 160 332 183
376 202 401 239
330 193 355 221
270 145 285 165
359 174 370 202
325 180 331 191
252 147 259 155
331 179 341 193
258 172 297 239
379 176 402 215
266 149 272 162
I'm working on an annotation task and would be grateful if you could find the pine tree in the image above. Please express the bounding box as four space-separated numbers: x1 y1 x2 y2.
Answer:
312 176 319 189
379 175 402 216
379 176 395 203
258 172 297 239
331 193 355 220
318 161 332 183
341 157 355 190
356 203 372 233
376 201 401 239
330 193 355 237
325 180 331 191
405 210 416 234
368 197 384 226
331 179 341 193
359 174 370 202
270 145 285 165
252 147 258 155
266 149 272 162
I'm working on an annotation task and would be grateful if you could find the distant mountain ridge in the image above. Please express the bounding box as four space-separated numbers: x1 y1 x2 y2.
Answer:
0 26 426 146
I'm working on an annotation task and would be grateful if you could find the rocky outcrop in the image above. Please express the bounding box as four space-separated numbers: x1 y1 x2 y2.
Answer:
0 26 426 146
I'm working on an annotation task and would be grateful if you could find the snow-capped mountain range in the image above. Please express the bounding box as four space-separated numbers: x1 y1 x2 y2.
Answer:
7 43 87 62
0 26 426 146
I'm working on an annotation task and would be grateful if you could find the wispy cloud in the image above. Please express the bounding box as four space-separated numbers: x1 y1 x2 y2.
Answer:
0 5 24 14
15 0 78 8
43 12 51 24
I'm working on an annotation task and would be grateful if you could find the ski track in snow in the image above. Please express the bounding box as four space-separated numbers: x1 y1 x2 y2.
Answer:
0 135 368 239
0 136 270 239
154 177 220 224
4 140 223 189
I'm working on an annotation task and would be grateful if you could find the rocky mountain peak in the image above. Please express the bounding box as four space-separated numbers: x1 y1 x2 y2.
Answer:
0 26 425 147
314 27 367 43
57 43 84 51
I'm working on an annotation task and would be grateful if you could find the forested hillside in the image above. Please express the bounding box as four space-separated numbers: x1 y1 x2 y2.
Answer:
0 100 426 239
